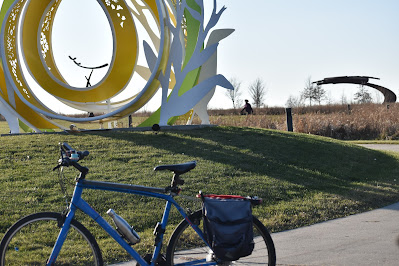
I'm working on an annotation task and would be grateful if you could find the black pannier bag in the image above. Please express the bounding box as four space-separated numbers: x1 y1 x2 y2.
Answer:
201 194 254 261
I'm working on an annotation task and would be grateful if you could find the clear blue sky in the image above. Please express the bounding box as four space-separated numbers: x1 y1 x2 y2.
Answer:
3 0 399 112
208 0 399 108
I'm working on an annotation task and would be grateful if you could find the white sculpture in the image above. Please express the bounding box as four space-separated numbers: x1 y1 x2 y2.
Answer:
0 0 234 132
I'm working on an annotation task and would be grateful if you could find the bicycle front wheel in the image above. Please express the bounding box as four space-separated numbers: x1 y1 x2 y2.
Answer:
166 210 276 265
0 212 103 266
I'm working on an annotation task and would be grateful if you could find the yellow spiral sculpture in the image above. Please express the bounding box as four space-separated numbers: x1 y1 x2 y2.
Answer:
0 0 233 133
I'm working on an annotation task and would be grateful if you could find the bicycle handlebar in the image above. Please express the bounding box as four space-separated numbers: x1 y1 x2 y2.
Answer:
60 142 89 160
53 142 89 176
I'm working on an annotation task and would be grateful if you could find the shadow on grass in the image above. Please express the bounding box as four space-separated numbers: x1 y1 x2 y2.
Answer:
1 126 398 245
90 127 399 212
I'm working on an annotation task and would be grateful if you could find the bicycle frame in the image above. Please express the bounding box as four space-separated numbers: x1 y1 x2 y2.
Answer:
47 178 212 266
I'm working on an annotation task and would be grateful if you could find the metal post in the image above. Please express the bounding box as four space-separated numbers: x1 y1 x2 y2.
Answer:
286 108 293 132
128 115 132 128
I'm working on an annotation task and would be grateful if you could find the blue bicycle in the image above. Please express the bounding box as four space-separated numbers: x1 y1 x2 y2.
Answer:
0 143 276 265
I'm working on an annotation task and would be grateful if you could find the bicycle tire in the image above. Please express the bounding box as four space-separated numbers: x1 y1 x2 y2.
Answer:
166 210 276 265
0 212 103 266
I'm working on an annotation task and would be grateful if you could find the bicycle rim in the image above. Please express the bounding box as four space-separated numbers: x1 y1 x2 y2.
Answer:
166 211 276 265
0 212 102 266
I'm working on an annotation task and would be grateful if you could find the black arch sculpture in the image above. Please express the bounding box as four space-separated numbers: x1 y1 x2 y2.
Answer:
313 76 396 103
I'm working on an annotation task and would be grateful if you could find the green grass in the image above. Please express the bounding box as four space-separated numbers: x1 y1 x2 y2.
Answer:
0 121 9 134
0 116 148 134
0 126 399 264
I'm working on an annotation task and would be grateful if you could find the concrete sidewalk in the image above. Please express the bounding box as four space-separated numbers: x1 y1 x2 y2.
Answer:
357 144 399 153
271 202 399 265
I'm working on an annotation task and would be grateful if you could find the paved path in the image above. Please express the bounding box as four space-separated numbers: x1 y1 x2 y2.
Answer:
271 202 399 265
114 203 399 266
272 144 399 265
357 144 399 153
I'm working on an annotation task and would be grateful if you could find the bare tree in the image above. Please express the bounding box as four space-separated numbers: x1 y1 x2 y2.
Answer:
325 91 333 105
354 86 372 104
249 78 267 108
301 76 326 106
285 95 304 108
225 77 242 109
313 84 327 105
301 77 315 106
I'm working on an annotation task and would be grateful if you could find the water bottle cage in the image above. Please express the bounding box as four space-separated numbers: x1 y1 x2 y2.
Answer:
153 222 165 246
113 227 135 246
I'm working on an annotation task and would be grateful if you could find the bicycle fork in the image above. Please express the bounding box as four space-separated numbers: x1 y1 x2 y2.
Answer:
46 207 75 265
46 184 82 265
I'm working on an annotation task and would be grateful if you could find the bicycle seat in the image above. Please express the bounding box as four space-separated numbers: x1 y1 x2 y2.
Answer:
154 161 196 175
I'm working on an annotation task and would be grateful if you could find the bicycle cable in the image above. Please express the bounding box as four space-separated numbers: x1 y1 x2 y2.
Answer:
179 195 201 202
57 166 70 209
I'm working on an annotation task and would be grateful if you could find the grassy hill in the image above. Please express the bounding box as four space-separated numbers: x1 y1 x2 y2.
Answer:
1 126 398 263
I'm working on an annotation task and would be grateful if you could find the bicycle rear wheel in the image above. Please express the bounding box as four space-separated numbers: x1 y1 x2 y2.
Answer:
0 212 103 266
166 210 276 265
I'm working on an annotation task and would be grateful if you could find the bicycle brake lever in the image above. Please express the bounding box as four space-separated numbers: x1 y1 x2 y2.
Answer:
53 158 67 171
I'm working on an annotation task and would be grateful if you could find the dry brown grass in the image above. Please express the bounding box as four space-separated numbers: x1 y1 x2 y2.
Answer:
292 104 399 140
207 103 399 140
208 114 286 131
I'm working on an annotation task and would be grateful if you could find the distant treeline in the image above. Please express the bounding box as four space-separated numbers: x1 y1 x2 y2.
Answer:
208 104 361 116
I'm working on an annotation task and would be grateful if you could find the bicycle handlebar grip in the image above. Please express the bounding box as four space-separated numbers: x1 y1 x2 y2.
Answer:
77 151 89 160
61 142 73 152
56 143 89 176
60 142 89 160
71 161 89 175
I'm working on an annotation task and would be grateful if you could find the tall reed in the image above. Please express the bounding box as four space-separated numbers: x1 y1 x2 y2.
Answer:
206 103 399 140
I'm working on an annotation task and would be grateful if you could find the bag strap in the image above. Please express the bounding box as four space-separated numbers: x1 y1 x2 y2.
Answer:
203 194 248 200
198 191 205 203
197 192 263 205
